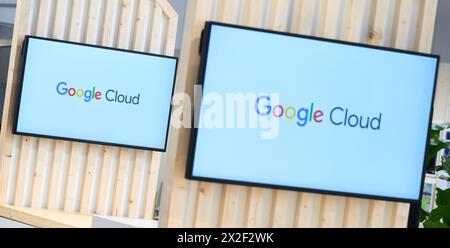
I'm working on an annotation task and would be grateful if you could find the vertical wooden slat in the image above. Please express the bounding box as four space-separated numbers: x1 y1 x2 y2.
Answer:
246 188 274 228
392 0 416 50
9 0 40 209
220 186 249 227
14 138 38 207
294 193 322 228
30 139 55 208
92 0 121 216
313 0 348 229
165 0 213 227
149 4 163 53
133 0 153 52
267 0 298 228
0 136 21 205
192 0 242 228
144 152 162 219
110 0 139 218
64 143 88 212
79 145 102 213
84 0 106 45
415 0 438 53
77 1 106 214
272 190 298 228
341 0 372 228
128 151 150 218
364 0 397 227
0 0 30 205
164 14 178 56
214 0 256 229
46 0 72 211
125 0 154 219
30 0 57 209
322 0 345 39
243 0 264 27
344 0 372 43
390 0 421 227
112 149 135 217
101 0 121 47
96 147 120 215
240 0 277 228
35 0 56 36
369 0 396 46
368 200 393 227
217 0 240 23
296 0 316 35
52 0 72 40
47 141 71 210
68 0 89 42
194 183 224 227
62 0 90 213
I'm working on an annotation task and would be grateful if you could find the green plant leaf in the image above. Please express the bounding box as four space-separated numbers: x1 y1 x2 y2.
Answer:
423 219 449 228
428 205 450 222
445 216 450 226
435 188 450 206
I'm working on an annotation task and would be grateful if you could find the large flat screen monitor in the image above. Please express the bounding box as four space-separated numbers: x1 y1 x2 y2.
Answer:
187 22 439 202
14 36 177 151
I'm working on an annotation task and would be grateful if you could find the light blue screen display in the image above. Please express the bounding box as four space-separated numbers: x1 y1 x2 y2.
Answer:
16 37 177 150
191 24 438 201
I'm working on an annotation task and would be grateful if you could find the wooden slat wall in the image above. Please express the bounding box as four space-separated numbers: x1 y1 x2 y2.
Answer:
0 0 178 221
161 0 439 228
434 63 450 123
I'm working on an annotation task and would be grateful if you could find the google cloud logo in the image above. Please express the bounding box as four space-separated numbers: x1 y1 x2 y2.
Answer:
56 82 141 105
255 96 382 130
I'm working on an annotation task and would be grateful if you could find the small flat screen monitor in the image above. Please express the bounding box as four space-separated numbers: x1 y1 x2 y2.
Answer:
187 22 439 202
14 36 177 151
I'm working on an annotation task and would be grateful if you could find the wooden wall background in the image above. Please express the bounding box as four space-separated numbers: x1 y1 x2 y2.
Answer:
434 63 450 122
161 0 439 228
0 0 178 220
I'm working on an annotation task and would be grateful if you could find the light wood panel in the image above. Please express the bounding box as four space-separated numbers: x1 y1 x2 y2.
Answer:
433 63 450 122
0 0 178 221
162 0 439 228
